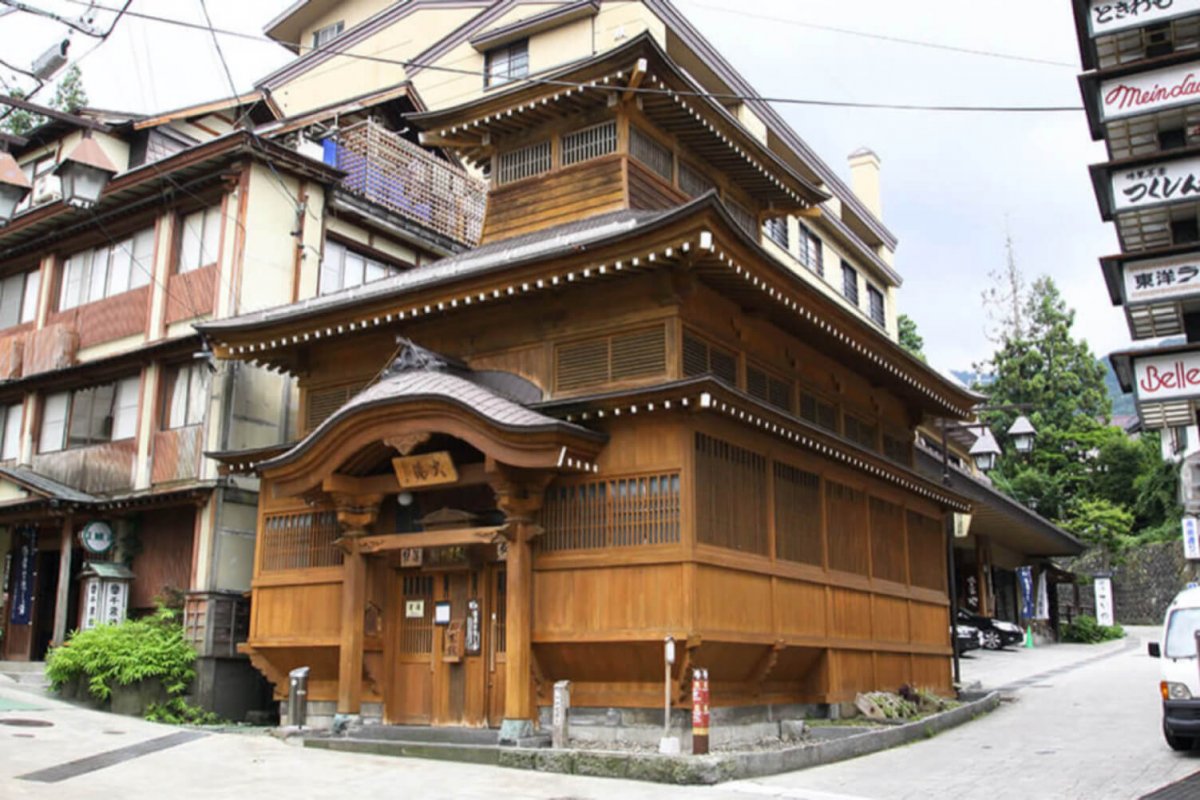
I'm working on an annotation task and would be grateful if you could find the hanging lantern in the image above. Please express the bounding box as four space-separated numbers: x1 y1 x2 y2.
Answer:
0 151 32 224
969 427 1002 472
53 135 117 209
1007 415 1038 454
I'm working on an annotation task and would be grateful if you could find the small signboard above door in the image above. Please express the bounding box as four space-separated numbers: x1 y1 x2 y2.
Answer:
392 451 458 489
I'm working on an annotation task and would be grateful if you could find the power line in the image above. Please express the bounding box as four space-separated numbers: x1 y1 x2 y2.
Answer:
51 0 1084 114
676 0 1078 69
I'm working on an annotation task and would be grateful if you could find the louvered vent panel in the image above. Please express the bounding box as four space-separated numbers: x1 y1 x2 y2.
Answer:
710 348 737 385
768 377 791 411
562 121 617 166
746 367 768 401
306 385 354 431
556 339 609 391
610 326 666 380
682 334 708 377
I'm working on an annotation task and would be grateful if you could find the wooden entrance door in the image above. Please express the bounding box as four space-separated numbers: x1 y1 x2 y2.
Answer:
437 569 490 726
486 566 507 728
385 572 435 724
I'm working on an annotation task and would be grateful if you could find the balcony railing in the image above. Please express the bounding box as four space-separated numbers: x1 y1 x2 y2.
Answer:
332 120 486 248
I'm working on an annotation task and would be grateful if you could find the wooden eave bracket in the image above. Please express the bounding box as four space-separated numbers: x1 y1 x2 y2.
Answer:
418 130 486 149
623 57 648 103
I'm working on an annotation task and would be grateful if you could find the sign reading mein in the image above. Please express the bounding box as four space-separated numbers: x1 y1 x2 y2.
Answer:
392 451 458 489
1101 62 1200 121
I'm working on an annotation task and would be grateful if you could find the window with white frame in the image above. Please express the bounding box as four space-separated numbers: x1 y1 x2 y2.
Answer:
312 20 344 48
867 285 886 328
841 261 860 306
763 217 789 250
163 363 210 429
39 376 141 453
0 404 21 461
60 230 154 311
485 38 529 87
797 223 823 277
178 207 222 273
17 155 59 212
0 269 40 329
319 240 402 295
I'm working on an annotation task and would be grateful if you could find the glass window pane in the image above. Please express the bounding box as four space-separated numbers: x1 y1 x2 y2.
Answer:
108 244 133 296
21 269 40 323
345 253 365 289
180 211 203 273
39 392 69 453
130 228 155 288
202 207 222 267
187 365 209 426
112 376 140 440
87 249 109 303
365 258 389 283
1166 607 1200 658
61 254 86 310
319 241 344 295
2 404 21 460
0 274 23 328
167 366 189 429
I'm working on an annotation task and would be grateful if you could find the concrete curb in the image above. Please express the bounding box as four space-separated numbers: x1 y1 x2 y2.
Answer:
304 691 1001 785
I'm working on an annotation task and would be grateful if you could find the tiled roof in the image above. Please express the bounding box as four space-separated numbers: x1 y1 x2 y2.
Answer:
0 466 99 504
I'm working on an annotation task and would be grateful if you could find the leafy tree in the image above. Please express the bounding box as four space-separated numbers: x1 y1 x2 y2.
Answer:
1 64 88 136
898 313 926 361
1063 497 1135 568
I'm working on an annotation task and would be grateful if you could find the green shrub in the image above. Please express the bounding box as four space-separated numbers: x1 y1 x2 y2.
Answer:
45 607 197 702
1062 614 1125 644
146 697 220 726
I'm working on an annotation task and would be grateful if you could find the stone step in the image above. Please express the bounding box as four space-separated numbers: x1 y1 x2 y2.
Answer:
0 660 47 675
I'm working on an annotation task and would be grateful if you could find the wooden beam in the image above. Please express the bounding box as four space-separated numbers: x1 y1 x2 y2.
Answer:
796 207 823 220
418 131 484 149
623 57 647 103
51 516 73 647
337 539 367 716
323 473 400 496
354 525 506 554
0 95 110 132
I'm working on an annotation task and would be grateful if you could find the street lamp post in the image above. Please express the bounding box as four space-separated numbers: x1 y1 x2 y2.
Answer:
940 405 1036 689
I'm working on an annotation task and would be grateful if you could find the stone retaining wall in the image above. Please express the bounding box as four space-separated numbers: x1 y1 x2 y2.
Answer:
1058 542 1200 625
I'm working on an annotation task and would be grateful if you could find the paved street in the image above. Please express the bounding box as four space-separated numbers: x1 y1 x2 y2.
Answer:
0 626 1198 800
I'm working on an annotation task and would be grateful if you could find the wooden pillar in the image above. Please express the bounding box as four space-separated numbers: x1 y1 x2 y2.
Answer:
332 493 382 719
492 474 549 744
51 516 73 647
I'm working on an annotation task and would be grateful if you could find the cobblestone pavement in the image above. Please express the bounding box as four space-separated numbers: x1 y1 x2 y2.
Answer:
0 627 1195 799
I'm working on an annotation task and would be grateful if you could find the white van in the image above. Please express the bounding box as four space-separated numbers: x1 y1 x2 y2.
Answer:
1148 586 1200 750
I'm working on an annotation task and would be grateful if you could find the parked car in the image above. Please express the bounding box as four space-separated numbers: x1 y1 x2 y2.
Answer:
1148 586 1200 751
955 624 982 655
957 610 1024 650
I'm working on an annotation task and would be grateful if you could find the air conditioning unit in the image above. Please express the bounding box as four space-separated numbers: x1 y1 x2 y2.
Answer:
32 177 61 206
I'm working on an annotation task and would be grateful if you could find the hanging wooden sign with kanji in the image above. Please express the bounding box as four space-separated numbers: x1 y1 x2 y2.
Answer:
392 451 458 489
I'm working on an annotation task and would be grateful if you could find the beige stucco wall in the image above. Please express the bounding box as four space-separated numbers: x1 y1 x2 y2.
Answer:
239 164 303 314
298 0 393 49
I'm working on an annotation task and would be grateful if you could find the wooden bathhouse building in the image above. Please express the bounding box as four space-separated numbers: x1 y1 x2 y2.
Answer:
200 10 978 738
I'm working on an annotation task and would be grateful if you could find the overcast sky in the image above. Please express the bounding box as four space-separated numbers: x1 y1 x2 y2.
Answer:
1 1 1121 375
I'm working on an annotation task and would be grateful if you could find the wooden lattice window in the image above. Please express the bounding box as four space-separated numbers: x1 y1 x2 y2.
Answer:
695 433 768 554
554 325 666 392
629 126 673 182
799 390 838 433
305 381 366 432
682 332 738 386
907 511 946 591
774 463 822 565
883 430 913 465
678 161 714 197
541 472 681 552
870 497 907 584
399 574 435 654
826 481 869 575
844 413 878 451
746 364 791 412
562 121 617 166
496 140 551 185
260 510 342 571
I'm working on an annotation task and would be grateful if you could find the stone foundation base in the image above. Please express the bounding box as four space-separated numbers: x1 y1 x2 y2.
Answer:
280 701 383 730
193 657 276 723
537 703 825 748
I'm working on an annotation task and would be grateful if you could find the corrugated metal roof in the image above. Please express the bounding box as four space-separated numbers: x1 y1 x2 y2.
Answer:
0 466 98 504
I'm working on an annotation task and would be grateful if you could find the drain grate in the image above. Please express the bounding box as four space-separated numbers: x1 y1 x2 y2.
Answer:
1141 770 1200 799
0 719 53 728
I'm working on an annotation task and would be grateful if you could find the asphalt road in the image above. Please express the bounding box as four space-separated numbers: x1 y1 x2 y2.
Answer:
0 626 1196 800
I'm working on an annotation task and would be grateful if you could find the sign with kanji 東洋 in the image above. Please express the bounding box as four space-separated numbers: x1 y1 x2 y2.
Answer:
1124 255 1200 305
1184 517 1200 560
392 451 458 489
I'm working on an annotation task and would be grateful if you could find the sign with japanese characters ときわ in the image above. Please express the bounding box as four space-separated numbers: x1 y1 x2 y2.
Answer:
1123 254 1200 305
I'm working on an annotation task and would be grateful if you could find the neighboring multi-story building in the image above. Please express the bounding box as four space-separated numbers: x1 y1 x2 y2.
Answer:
1072 1 1200 514
191 1 986 738
0 87 482 718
